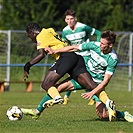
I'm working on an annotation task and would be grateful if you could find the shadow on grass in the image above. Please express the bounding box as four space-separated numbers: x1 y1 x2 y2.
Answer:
69 118 126 122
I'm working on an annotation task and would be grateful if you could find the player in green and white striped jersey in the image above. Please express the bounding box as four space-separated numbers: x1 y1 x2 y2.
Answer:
62 9 101 56
62 9 101 105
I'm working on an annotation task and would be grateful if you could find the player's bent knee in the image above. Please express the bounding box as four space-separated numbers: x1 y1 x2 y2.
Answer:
41 82 54 91
41 83 48 91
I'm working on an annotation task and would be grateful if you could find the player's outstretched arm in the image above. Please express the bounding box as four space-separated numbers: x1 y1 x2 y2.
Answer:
81 73 112 99
23 49 45 81
53 45 79 54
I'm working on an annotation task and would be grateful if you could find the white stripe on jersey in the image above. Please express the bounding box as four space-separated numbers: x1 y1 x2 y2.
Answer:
91 28 95 35
65 31 86 41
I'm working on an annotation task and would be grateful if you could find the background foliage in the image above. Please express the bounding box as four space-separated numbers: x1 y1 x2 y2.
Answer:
0 0 133 31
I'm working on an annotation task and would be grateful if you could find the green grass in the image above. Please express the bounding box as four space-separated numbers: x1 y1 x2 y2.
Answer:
0 89 133 133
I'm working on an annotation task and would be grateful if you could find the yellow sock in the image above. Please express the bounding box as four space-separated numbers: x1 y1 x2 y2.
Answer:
88 99 95 106
48 86 61 99
98 91 109 104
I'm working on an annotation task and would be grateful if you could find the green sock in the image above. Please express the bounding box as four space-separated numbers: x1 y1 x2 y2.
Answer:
65 91 72 97
85 89 101 102
36 94 52 113
116 111 125 119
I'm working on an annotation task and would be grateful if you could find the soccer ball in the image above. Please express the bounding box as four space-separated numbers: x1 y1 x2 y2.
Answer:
6 106 23 121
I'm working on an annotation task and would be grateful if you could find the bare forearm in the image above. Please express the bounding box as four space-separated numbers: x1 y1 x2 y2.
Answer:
54 45 79 53
30 54 44 65
81 74 112 100
81 82 107 100
91 82 107 95
30 49 45 65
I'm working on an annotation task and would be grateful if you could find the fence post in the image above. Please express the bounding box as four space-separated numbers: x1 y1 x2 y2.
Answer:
5 30 11 91
128 33 133 91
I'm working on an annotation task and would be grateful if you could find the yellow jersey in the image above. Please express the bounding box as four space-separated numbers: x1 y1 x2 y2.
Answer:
36 28 69 60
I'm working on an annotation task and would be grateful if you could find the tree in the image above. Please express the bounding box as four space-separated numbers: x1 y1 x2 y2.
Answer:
69 0 133 31
0 0 59 30
0 0 133 31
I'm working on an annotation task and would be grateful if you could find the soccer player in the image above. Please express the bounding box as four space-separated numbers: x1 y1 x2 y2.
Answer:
22 23 115 121
62 9 101 105
62 9 101 45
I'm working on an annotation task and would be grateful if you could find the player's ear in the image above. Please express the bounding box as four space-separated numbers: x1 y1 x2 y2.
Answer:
109 43 113 48
65 17 67 23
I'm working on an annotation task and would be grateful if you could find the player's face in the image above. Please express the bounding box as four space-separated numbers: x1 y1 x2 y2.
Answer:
27 31 37 43
65 15 77 28
100 38 112 53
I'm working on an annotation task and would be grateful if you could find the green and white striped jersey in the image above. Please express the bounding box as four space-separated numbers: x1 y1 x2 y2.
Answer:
79 41 118 83
62 22 101 56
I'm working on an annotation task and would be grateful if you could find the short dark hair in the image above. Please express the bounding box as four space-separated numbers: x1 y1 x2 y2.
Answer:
26 22 42 33
64 9 76 17
101 30 116 44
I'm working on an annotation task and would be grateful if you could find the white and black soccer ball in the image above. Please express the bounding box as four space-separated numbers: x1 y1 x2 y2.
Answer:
6 106 23 121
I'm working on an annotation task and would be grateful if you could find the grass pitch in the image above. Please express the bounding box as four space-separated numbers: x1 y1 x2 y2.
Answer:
0 87 133 133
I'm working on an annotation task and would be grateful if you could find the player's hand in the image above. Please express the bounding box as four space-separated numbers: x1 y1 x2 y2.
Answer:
45 46 53 54
81 91 94 100
23 71 29 81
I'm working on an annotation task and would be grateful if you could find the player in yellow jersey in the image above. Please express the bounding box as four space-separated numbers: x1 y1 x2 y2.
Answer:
23 23 116 121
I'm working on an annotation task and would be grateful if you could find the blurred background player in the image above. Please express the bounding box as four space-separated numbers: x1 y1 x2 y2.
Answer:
62 9 101 105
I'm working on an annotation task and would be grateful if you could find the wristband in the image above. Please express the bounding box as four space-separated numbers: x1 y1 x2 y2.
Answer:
24 62 32 74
